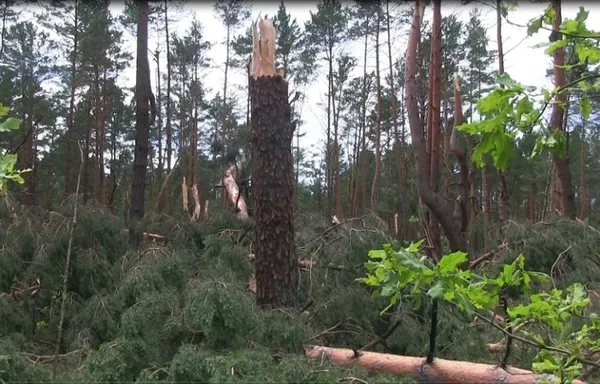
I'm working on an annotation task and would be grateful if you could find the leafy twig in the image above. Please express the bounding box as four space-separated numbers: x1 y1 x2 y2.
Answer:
476 311 600 370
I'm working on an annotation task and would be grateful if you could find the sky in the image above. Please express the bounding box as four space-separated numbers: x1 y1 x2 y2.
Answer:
15 1 600 165
110 1 600 160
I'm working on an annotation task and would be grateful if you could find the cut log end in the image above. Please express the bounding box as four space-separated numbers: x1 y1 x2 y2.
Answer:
250 16 278 80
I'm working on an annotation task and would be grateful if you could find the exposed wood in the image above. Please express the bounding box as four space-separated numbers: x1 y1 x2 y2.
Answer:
222 164 249 220
305 346 585 384
191 183 201 221
181 176 188 214
250 16 276 79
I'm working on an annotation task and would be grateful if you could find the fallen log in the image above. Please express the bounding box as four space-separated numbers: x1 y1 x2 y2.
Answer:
305 345 585 384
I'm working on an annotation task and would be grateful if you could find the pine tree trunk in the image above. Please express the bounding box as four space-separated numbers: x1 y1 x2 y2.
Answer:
548 0 575 219
386 3 406 239
164 0 172 214
579 124 588 220
370 6 382 213
405 0 466 253
129 0 151 249
359 18 369 216
496 0 509 222
250 19 297 308
65 0 79 197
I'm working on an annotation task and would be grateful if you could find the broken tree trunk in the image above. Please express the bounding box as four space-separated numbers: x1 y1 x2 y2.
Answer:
405 0 466 253
305 346 585 384
249 16 298 308
222 164 249 220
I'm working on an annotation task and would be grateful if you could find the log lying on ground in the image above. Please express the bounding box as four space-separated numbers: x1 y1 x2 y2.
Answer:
305 345 585 384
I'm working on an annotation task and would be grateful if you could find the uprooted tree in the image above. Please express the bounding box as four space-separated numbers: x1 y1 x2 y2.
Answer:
249 16 298 308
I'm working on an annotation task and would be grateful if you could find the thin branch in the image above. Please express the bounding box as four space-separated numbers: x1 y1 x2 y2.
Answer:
476 312 600 370
53 140 84 380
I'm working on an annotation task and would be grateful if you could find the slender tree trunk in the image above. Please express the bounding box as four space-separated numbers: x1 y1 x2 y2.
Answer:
222 25 230 139
0 1 7 59
326 39 333 217
250 19 297 308
359 16 369 216
427 0 443 259
548 0 575 219
371 7 382 213
405 0 466 253
331 65 342 219
98 69 107 203
64 0 78 197
155 49 163 175
18 84 35 206
129 0 152 248
496 0 509 222
579 122 588 220
164 0 172 214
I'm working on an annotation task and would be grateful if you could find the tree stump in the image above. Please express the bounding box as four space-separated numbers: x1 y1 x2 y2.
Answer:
250 16 297 308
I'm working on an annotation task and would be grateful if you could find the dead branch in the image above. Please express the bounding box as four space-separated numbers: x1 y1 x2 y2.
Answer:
54 140 84 379
21 348 88 365
359 318 402 352
305 345 585 384
468 241 508 269
247 253 316 269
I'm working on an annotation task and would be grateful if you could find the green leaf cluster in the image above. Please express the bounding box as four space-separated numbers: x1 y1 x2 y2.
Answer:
0 103 29 195
358 240 600 383
458 5 600 172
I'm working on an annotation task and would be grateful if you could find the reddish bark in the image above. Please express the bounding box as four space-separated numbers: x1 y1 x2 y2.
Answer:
405 0 465 252
305 346 584 384
548 0 576 219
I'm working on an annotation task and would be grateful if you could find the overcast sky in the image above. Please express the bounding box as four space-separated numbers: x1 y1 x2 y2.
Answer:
114 2 600 160
20 2 600 163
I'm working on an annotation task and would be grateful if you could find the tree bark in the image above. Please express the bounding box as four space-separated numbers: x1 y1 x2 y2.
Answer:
370 5 382 213
250 18 298 308
496 0 509 222
64 0 79 197
164 0 172 214
129 0 152 249
548 0 575 219
405 0 466 253
305 346 585 384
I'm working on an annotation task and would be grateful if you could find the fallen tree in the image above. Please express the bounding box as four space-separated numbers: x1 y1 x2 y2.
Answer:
305 346 585 384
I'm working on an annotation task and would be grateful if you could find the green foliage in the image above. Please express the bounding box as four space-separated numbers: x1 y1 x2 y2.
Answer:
0 336 52 383
457 5 600 173
0 103 29 194
359 240 600 383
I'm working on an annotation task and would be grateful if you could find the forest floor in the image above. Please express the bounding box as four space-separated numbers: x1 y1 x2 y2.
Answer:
2 197 600 383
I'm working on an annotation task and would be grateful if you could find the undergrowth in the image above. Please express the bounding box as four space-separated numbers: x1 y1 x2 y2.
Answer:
1 197 599 383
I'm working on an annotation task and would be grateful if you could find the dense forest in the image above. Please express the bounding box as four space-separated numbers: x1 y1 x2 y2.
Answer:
2 0 600 383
